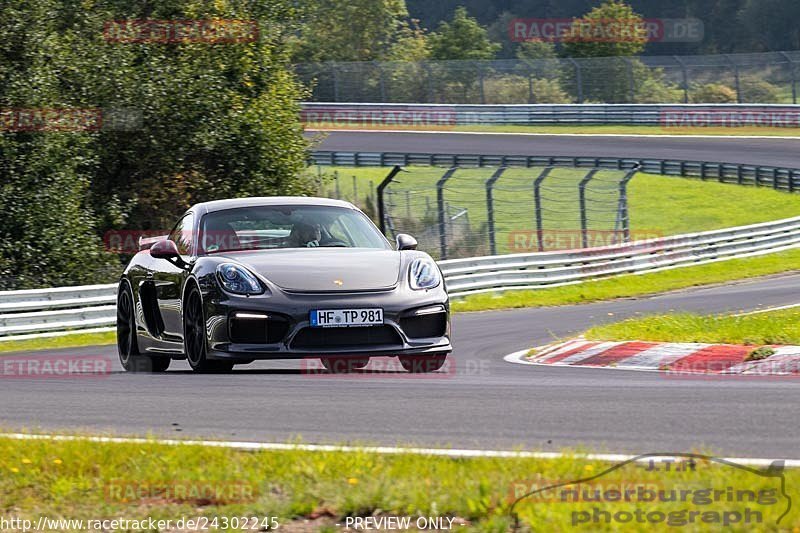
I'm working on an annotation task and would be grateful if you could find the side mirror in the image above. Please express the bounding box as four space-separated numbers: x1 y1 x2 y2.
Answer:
396 233 418 251
150 239 180 260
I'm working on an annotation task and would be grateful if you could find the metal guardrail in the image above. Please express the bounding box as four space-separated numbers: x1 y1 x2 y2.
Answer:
302 102 800 127
4 214 800 337
440 215 800 297
0 284 117 338
310 151 800 193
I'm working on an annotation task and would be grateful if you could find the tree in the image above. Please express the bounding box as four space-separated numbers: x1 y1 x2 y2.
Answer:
0 0 312 287
561 0 648 58
516 40 558 61
738 0 800 52
292 0 411 62
429 7 501 60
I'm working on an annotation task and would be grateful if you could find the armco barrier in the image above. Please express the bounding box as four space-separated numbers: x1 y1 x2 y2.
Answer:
301 103 800 127
0 284 116 338
439 215 800 296
3 215 800 338
309 151 800 193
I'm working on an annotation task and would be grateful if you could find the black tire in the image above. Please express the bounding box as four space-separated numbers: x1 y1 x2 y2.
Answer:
321 357 370 373
398 354 448 373
117 282 171 373
184 285 234 373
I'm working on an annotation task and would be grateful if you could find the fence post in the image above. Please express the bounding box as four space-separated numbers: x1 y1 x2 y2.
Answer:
376 61 387 102
624 57 635 102
424 62 434 103
478 62 486 104
780 51 797 104
485 167 507 256
437 168 458 260
528 69 536 103
533 167 553 252
568 58 583 103
578 169 599 248
673 55 689 103
332 62 340 102
377 166 402 235
618 164 640 243
725 55 742 103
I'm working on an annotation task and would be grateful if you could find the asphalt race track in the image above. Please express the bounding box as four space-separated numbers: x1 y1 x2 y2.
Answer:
311 130 800 168
4 132 800 458
3 274 800 458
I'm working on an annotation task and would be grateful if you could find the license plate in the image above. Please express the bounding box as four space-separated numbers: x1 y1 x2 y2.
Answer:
310 308 383 328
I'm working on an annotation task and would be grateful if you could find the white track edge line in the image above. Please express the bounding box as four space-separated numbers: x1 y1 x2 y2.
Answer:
306 128 800 140
1 432 798 467
732 302 800 316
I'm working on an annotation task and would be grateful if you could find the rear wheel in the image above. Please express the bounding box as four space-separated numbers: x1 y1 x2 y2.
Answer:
184 285 234 373
398 354 448 373
117 282 171 373
321 357 370 373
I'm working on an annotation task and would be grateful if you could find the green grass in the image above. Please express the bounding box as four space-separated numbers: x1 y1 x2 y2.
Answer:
452 248 800 312
310 123 800 136
584 307 800 345
0 331 115 354
1 435 797 531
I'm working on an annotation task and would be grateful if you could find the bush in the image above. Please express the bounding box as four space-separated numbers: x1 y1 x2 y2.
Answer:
483 75 570 104
739 77 781 103
691 83 738 103
634 77 684 103
531 79 572 103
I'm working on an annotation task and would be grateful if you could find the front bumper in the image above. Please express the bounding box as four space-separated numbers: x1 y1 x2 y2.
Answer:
202 282 451 361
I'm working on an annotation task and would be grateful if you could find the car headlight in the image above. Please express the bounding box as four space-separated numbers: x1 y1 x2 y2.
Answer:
216 263 264 295
409 258 441 290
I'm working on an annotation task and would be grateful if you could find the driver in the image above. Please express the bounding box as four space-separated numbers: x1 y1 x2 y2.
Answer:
288 222 321 247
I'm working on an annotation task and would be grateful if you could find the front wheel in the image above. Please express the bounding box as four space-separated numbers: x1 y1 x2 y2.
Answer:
398 354 448 373
117 282 171 373
184 285 233 373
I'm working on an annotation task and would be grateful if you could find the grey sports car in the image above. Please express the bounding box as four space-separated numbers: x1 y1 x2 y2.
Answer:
116 197 452 373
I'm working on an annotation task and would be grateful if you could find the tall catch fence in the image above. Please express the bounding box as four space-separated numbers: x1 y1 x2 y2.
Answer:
378 165 639 260
296 50 800 105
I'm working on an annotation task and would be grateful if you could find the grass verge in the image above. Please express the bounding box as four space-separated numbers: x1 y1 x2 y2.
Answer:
584 307 800 345
309 124 800 137
452 248 800 312
0 435 797 531
0 331 115 354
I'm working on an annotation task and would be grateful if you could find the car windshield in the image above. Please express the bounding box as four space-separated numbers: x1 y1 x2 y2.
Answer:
199 205 390 254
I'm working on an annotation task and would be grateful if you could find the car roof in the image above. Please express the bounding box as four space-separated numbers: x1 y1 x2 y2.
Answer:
193 196 358 214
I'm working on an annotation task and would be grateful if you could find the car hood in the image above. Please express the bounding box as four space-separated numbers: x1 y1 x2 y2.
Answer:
217 249 402 292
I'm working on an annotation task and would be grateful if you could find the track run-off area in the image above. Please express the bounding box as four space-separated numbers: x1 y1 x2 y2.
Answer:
4 131 800 459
